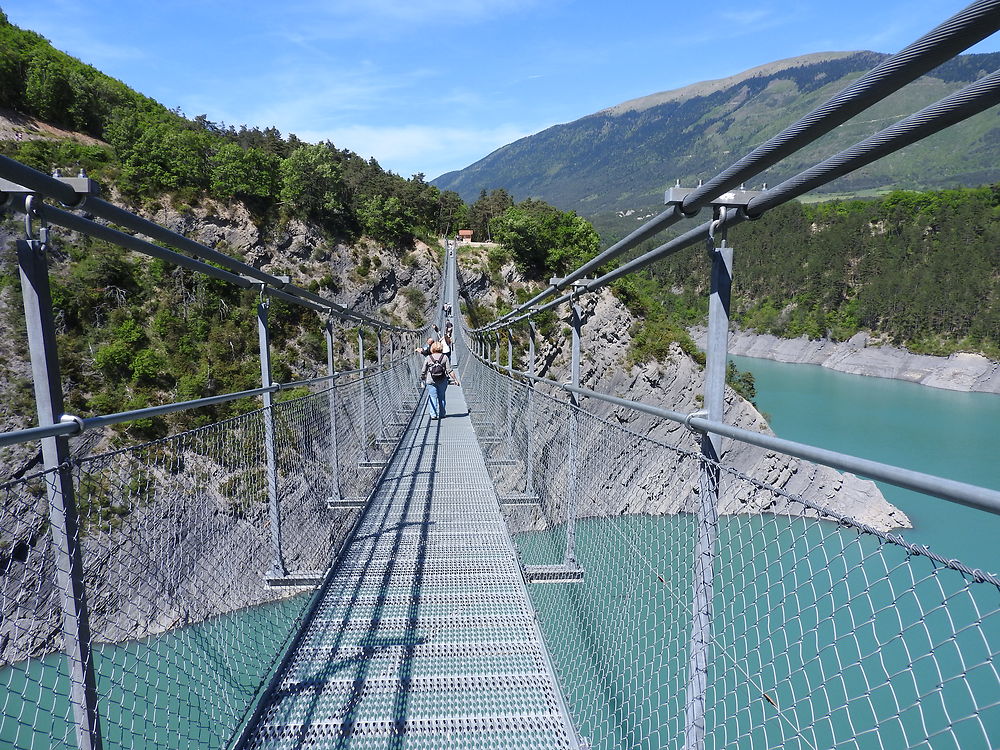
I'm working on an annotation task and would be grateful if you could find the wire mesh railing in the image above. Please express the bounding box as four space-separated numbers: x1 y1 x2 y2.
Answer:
0 357 422 750
462 353 1000 750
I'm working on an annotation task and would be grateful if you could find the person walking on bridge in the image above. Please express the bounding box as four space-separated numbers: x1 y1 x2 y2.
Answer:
416 337 435 357
420 341 458 419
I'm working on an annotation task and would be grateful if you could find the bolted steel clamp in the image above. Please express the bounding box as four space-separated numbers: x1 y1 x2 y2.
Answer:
665 179 765 220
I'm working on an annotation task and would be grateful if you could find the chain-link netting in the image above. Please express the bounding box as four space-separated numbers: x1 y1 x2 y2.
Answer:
462 352 1000 750
0 356 422 749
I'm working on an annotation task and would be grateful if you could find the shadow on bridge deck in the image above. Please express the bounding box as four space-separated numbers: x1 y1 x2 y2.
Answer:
239 386 581 749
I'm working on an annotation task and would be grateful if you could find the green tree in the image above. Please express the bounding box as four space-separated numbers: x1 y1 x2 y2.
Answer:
24 50 72 124
357 195 415 246
114 118 211 195
437 190 468 237
280 144 350 231
489 199 600 277
209 143 280 202
470 188 514 241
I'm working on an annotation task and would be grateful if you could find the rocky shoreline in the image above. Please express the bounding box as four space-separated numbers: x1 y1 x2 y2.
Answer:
471 283 912 534
690 327 1000 395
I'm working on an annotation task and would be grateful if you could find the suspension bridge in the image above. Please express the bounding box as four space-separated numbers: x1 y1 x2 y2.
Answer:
3 2 1000 748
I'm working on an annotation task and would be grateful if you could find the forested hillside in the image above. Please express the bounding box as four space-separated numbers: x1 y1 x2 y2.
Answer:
634 186 1000 359
0 11 466 240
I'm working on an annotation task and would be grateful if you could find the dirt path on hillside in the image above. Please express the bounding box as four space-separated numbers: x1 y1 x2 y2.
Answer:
0 107 107 145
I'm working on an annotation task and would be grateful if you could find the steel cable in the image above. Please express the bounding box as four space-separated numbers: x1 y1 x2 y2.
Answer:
679 0 1000 215
746 67 1000 216
474 0 1000 333
478 65 1000 337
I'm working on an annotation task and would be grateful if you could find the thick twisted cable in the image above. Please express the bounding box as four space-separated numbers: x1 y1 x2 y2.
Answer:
591 71 1000 287
747 67 1000 215
483 68 1000 327
679 0 1000 215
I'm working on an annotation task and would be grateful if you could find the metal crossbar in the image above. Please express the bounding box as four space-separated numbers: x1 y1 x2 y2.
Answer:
462 354 1000 750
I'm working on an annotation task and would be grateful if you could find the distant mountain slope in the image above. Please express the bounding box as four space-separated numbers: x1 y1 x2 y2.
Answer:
433 51 1000 222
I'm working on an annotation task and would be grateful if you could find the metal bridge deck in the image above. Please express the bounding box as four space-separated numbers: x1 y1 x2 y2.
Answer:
242 387 579 749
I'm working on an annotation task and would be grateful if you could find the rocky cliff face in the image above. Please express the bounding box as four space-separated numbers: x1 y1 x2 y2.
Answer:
459 261 910 533
142 196 441 338
0 197 442 480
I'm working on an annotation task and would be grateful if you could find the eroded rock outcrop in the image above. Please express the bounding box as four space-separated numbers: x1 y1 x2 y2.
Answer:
463 270 909 533
694 327 1000 394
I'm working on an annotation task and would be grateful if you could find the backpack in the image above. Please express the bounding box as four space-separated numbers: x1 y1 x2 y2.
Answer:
429 354 447 381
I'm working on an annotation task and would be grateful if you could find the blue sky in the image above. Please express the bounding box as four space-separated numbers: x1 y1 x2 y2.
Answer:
3 1 998 181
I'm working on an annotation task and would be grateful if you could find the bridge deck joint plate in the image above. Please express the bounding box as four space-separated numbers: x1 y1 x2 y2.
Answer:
524 564 585 584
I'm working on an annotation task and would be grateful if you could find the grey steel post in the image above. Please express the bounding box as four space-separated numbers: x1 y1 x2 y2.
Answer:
258 295 285 577
565 299 582 566
684 212 730 750
324 319 342 504
505 328 513 448
494 332 502 414
373 329 388 438
17 227 103 750
448 257 459 367
527 321 537 496
358 328 367 459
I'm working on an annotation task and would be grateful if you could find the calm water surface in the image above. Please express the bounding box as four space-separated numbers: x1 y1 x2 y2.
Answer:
731 354 1000 575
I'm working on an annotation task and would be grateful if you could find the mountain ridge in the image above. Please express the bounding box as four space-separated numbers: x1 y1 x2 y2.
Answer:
432 51 1000 230
599 51 862 115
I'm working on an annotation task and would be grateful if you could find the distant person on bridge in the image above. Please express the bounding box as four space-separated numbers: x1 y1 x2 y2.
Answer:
416 337 435 357
432 324 452 358
420 341 458 420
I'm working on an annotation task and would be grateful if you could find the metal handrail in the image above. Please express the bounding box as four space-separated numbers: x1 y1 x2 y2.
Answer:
0 356 414 448
473 354 1000 517
474 65 1000 331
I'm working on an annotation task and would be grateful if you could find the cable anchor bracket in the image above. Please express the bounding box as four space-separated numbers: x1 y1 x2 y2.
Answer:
665 180 764 221
684 409 709 435
1 173 100 210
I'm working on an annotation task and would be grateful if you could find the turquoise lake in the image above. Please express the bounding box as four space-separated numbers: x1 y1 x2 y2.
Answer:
730 354 1000 575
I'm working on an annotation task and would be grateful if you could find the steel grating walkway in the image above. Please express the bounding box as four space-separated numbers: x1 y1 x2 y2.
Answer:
242 386 581 749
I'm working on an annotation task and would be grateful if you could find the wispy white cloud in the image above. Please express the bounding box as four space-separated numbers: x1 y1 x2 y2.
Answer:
653 12 788 54
319 0 541 25
178 52 436 129
292 123 541 178
717 9 774 26
257 0 549 44
834 18 911 52
4 2 146 68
